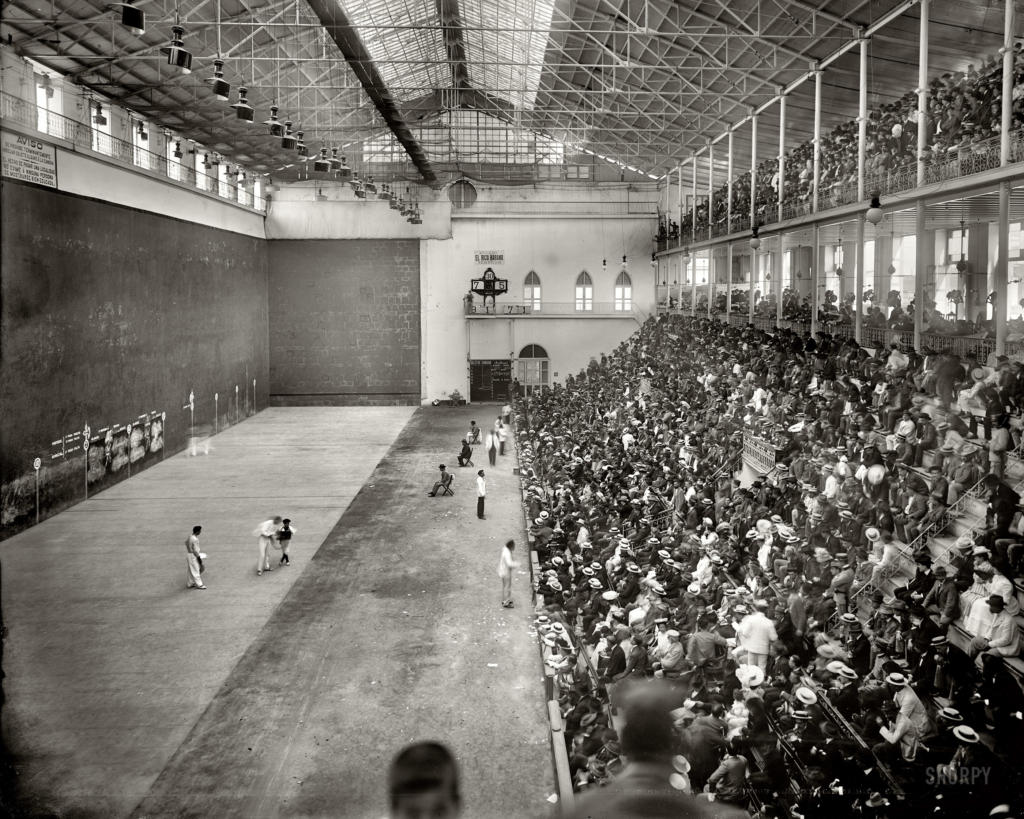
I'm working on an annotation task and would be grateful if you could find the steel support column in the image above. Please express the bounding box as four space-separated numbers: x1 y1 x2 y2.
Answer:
997 183 1010 355
727 243 734 316
778 90 786 224
707 142 714 243
855 35 868 344
812 69 822 213
811 223 820 336
1001 0 1015 166
914 202 926 352
916 0 929 187
727 130 734 235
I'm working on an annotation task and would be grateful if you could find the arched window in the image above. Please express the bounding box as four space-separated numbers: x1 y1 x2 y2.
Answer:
524 271 542 311
614 270 632 311
518 344 549 391
575 271 593 312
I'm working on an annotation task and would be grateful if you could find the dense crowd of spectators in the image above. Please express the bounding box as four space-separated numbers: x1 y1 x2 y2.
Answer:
674 44 1024 240
519 315 1024 818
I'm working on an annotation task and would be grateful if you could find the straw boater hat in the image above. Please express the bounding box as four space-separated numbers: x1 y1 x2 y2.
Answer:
953 725 980 744
736 665 765 688
885 672 909 687
938 707 963 723
795 686 818 705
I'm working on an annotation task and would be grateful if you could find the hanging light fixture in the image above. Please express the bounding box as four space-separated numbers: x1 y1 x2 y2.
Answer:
621 254 628 270
207 59 230 101
349 171 361 191
354 179 366 199
109 0 144 35
329 147 342 171
749 224 761 250
281 121 296 150
136 121 147 141
389 186 401 209
336 154 351 179
956 219 968 274
264 105 283 136
92 102 107 126
172 139 183 159
313 147 330 173
231 87 254 122
295 130 308 157
161 23 193 73
365 176 377 194
38 74 54 99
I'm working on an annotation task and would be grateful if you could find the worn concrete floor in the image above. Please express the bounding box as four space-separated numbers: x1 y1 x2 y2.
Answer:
3 406 551 819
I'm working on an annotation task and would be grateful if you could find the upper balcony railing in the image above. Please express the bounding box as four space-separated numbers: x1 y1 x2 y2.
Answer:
0 91 265 212
663 130 1024 249
465 300 642 317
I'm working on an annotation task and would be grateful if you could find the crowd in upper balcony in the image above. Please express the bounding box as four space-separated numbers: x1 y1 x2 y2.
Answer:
655 43 1024 243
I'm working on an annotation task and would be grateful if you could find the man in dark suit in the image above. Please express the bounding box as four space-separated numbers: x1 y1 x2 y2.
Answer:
830 671 862 719
427 464 452 496
565 683 748 819
603 627 630 684
456 439 473 467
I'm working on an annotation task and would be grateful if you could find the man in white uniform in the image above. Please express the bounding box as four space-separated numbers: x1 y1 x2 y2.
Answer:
498 539 518 608
254 515 282 576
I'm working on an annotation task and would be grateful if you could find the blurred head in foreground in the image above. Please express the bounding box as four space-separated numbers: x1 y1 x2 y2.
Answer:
388 741 461 819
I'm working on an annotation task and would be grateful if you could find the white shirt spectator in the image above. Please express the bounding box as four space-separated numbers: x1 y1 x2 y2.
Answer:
736 611 778 655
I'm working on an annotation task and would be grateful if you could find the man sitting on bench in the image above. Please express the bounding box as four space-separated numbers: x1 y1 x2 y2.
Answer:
457 439 473 467
427 464 454 496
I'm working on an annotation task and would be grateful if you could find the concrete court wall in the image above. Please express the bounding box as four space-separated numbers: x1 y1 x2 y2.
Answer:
267 239 421 405
0 180 269 538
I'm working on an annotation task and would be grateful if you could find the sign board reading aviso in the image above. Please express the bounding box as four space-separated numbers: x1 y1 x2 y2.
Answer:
1 132 57 188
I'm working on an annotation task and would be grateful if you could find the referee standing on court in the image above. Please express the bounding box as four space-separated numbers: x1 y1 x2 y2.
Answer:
476 469 486 520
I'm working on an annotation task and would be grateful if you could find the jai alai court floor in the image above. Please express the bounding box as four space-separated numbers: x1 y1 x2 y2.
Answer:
2 406 552 819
